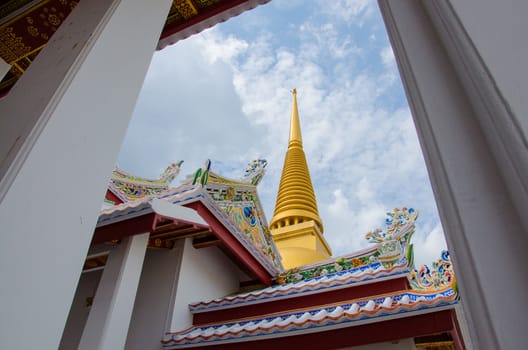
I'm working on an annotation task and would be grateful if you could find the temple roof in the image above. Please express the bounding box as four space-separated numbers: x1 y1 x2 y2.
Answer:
162 288 458 348
97 160 282 280
0 0 270 95
161 206 460 348
98 163 461 348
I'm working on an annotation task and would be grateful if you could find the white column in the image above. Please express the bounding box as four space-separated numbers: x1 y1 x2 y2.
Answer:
0 58 10 80
378 1 528 350
0 0 172 349
79 233 149 350
125 241 185 350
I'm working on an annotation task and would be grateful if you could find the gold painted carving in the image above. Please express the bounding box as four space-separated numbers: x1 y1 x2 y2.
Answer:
173 0 199 19
27 25 38 36
0 26 31 63
0 0 71 66
11 44 45 73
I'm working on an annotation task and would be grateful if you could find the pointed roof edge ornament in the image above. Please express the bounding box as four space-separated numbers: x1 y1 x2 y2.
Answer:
289 88 303 148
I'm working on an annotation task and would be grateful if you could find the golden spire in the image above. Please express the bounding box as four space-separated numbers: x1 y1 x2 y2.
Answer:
289 89 302 148
270 89 331 269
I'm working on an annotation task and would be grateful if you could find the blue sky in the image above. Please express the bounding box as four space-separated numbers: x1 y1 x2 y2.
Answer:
118 0 447 267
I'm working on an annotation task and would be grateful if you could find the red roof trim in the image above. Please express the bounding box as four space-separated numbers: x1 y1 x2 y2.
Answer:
158 0 270 48
92 213 156 244
104 189 124 205
161 0 254 40
450 309 467 350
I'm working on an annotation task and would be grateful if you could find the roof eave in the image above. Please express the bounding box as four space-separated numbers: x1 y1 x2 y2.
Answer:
157 0 271 50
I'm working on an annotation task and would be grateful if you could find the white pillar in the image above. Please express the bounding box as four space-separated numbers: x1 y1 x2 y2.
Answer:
0 0 172 349
79 233 149 350
378 1 528 349
125 241 185 350
0 58 10 80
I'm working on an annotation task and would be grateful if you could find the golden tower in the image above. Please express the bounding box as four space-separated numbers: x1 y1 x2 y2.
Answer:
270 89 332 269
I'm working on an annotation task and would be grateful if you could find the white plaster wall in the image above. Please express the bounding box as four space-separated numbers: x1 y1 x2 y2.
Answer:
59 270 103 350
338 338 416 350
169 238 243 331
125 241 185 350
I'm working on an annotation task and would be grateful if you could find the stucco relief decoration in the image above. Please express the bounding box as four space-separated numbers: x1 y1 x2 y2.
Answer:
276 255 380 284
111 180 163 198
191 159 211 186
219 199 279 266
365 207 417 268
409 250 457 292
207 186 256 202
160 160 184 182
241 159 268 185
193 159 280 268
109 162 182 201
276 208 417 284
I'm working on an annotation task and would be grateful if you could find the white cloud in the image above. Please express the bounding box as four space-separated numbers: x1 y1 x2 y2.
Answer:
197 32 248 64
413 223 448 267
118 2 446 269
192 26 439 260
118 31 263 181
380 45 396 68
319 0 377 26
299 22 360 61
324 188 386 255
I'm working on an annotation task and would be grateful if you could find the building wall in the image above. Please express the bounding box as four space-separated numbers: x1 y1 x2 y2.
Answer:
59 270 103 350
60 235 249 349
169 238 244 331
125 241 185 350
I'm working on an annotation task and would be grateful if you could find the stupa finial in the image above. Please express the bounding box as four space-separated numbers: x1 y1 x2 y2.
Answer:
289 88 302 148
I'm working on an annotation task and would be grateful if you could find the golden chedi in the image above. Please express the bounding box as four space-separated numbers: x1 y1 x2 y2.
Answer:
270 89 332 269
